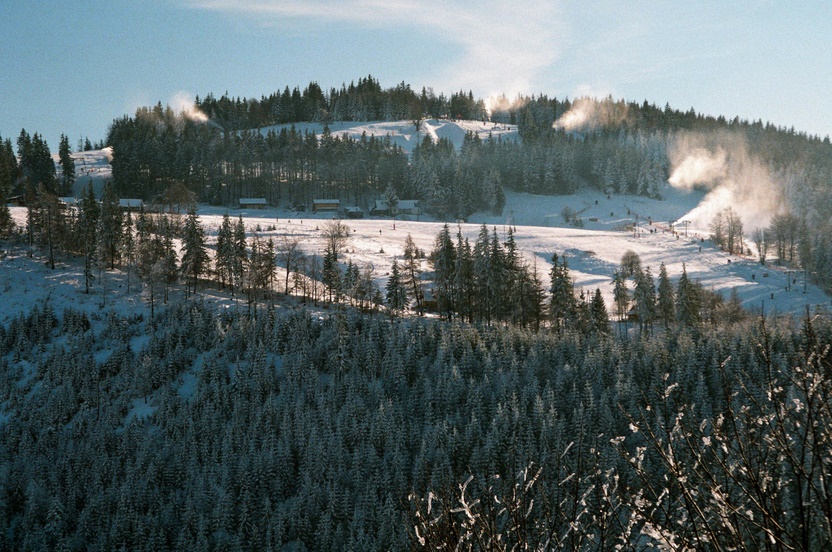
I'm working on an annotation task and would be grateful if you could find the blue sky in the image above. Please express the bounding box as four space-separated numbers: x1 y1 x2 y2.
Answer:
2 1 830 151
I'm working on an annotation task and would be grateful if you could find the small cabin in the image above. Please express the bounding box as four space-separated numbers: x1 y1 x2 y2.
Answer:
119 199 144 211
239 197 267 210
312 199 340 213
397 199 421 216
345 206 364 219
7 195 26 207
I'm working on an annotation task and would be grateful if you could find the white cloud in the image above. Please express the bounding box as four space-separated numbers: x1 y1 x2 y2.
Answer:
186 0 566 98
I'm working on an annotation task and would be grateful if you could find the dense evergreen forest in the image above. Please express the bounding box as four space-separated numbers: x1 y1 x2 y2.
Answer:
1 291 831 550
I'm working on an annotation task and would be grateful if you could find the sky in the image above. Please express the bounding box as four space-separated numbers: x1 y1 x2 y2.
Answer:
1 1 830 152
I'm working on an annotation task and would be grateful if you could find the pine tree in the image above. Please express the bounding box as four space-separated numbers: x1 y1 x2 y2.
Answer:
633 267 656 334
612 270 630 322
122 210 136 293
135 205 151 275
215 213 234 290
589 288 610 334
181 207 209 296
430 224 456 320
676 263 701 329
96 181 123 269
79 183 99 293
0 137 16 235
517 258 546 330
502 227 521 323
386 258 409 314
402 234 424 315
343 259 360 302
454 230 475 323
58 134 75 196
549 253 577 332
233 215 247 295
472 225 493 323
36 185 61 270
160 219 178 303
657 262 675 329
322 244 341 303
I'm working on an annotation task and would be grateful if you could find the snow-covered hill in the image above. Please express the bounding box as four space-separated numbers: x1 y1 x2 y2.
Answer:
256 118 519 154
16 120 827 324
52 147 113 198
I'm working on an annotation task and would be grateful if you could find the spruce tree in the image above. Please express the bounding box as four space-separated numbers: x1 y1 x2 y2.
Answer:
79 184 99 293
216 213 234 290
454 230 474 323
233 215 247 294
96 182 123 269
0 137 16 235
322 244 341 303
58 134 75 196
676 263 702 329
385 258 408 314
472 225 492 323
612 270 630 322
430 224 456 320
589 288 610 334
657 262 675 329
549 253 577 332
633 266 656 334
122 210 136 293
402 234 424 315
181 207 209 296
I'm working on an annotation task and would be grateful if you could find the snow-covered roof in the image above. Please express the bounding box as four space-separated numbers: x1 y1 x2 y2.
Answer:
239 197 267 205
373 199 420 211
398 200 420 210
119 199 144 208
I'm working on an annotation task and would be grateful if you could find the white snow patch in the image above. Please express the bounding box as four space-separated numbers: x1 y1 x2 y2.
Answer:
124 398 156 424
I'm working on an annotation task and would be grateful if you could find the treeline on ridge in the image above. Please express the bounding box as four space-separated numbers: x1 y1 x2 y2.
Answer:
101 75 832 217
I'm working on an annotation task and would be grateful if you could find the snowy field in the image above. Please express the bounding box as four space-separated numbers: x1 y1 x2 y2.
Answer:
3 183 829 328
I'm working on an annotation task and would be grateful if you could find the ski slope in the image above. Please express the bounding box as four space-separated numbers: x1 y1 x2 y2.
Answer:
256 118 519 154
4 186 829 327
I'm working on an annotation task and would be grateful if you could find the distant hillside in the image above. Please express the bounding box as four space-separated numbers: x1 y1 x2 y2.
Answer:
98 77 832 291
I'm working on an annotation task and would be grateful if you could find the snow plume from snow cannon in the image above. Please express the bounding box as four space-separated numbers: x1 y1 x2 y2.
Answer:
552 97 630 132
667 148 727 191
668 132 784 233
484 95 528 122
170 91 211 125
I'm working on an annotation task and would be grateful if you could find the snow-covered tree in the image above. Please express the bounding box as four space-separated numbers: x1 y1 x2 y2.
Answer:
180 207 209 295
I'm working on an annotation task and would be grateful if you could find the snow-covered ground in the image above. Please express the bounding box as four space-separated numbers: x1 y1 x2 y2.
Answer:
54 147 113 198
4 182 829 327
5 121 827 325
